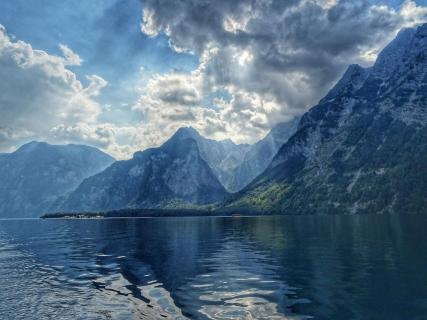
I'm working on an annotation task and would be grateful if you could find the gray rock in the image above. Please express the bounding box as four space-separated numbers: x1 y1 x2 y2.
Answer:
228 23 427 215
0 142 114 218
57 129 228 212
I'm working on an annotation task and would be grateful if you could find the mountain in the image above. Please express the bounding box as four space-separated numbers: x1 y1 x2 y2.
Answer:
0 142 115 218
227 24 427 215
226 117 300 192
164 127 251 192
171 122 300 193
57 128 228 212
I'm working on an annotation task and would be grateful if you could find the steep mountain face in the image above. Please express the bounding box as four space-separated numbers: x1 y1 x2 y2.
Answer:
161 123 299 193
228 24 427 215
166 127 251 192
58 129 228 212
226 117 300 192
0 142 115 218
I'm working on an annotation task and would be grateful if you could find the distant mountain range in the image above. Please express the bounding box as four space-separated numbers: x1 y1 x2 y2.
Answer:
0 142 114 218
2 23 426 218
226 24 427 214
55 120 299 213
56 128 229 212
152 123 300 193
226 117 300 192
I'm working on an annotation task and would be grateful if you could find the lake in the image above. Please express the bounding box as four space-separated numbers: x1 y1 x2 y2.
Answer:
1 214 427 319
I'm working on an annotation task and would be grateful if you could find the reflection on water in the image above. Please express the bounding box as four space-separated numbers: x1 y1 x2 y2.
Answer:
1 214 427 319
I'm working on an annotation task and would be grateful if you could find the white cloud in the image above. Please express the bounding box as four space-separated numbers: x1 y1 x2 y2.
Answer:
137 0 427 147
132 67 297 147
49 123 141 159
1 1 426 159
140 8 159 37
59 43 83 66
400 0 427 28
0 24 107 151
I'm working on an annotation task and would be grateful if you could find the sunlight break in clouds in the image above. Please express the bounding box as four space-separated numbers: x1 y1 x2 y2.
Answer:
137 0 427 150
0 1 426 159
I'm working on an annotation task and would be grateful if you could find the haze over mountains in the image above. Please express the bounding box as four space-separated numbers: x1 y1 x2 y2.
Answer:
227 117 300 192
1 24 426 218
0 142 114 218
0 118 298 217
57 128 229 212
55 120 300 213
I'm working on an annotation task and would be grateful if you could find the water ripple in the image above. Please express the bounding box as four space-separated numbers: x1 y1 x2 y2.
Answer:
1 215 427 319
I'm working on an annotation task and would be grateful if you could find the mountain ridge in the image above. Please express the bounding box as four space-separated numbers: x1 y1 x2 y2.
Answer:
225 23 427 215
0 141 115 218
55 130 229 212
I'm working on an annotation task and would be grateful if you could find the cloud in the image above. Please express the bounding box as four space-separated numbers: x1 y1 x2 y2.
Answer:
59 43 83 66
0 25 107 151
133 71 222 144
400 0 427 27
138 0 427 144
132 67 297 147
1 1 426 159
49 123 140 159
0 24 149 159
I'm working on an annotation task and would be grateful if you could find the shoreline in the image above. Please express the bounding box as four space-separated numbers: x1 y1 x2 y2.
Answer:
41 208 267 219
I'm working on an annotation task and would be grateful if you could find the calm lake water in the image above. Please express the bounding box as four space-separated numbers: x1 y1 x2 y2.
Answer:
1 215 427 320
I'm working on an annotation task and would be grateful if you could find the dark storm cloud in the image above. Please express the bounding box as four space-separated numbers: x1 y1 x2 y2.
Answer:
141 0 425 113
0 0 424 157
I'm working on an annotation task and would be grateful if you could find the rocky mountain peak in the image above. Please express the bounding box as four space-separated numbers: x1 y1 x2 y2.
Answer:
226 24 427 215
56 127 229 213
371 24 427 80
322 64 370 102
170 126 200 141
15 141 47 153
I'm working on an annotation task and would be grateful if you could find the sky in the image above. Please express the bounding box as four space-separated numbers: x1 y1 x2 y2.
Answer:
0 0 426 158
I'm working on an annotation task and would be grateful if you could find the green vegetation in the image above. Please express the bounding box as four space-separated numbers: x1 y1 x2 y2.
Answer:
227 183 290 212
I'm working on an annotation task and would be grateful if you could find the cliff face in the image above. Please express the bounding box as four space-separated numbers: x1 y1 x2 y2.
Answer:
228 24 427 214
58 128 228 212
146 123 299 193
226 117 300 192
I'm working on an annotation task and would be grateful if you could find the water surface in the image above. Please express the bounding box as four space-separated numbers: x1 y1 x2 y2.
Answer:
1 214 427 319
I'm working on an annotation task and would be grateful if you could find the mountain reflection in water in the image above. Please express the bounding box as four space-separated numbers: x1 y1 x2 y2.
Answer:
1 214 427 319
